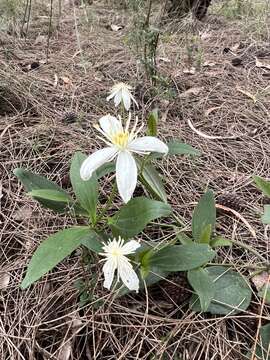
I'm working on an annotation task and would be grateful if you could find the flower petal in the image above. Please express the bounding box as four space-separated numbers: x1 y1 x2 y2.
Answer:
122 89 131 111
80 147 118 180
121 240 141 255
99 115 122 137
102 258 117 290
114 91 122 108
128 136 168 154
116 151 137 203
130 93 139 108
106 92 116 101
118 257 140 292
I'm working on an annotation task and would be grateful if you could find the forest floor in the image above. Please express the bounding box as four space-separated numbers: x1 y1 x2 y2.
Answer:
1 0 270 359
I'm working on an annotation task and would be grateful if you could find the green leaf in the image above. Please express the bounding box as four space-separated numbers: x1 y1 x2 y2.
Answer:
14 168 71 213
210 236 232 248
96 162 115 179
167 141 201 156
70 152 98 223
175 231 193 245
254 175 270 197
190 266 252 315
117 245 169 297
109 197 172 239
80 231 103 253
21 227 93 289
146 243 216 272
262 205 270 224
116 265 170 297
188 267 214 312
199 224 212 244
254 323 270 360
192 190 216 242
258 284 270 305
137 158 167 202
14 168 64 192
147 108 158 136
28 189 72 203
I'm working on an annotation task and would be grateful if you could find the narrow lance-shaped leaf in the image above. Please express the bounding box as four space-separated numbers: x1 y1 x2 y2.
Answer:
146 243 216 272
262 205 270 224
21 227 99 289
192 190 216 242
108 197 172 239
168 140 201 156
13 168 72 213
188 267 214 312
137 158 167 203
14 168 65 192
96 162 115 179
70 152 98 223
28 189 72 203
254 175 270 197
80 231 104 253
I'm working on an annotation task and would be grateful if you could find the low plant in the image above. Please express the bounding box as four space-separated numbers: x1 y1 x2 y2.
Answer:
14 83 270 323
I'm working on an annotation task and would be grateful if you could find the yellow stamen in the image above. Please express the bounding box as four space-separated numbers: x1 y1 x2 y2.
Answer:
112 132 129 149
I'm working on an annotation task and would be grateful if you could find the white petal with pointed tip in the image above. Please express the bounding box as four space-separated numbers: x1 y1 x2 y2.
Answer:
121 240 141 255
116 151 137 203
106 90 117 101
128 136 168 154
99 115 122 137
118 257 140 292
80 147 118 180
114 91 122 107
122 89 131 111
102 258 117 290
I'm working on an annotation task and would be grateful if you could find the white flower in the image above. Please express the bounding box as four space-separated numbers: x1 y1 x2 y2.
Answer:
106 82 138 111
80 114 168 203
100 237 141 292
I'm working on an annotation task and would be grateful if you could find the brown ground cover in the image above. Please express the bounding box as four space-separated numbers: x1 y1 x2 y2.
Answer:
1 1 270 358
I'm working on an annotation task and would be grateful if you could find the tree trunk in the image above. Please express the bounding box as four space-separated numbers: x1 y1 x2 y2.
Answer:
167 0 212 20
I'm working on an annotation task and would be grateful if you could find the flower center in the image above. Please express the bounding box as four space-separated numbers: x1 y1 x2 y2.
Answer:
111 248 122 257
112 131 129 149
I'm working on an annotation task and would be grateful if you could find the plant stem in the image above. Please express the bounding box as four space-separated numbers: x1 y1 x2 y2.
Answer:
139 153 151 175
145 0 152 28
96 182 117 222
120 102 126 122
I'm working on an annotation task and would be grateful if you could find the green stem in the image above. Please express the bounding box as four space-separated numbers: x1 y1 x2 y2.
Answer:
96 182 117 222
139 153 151 176
120 101 126 121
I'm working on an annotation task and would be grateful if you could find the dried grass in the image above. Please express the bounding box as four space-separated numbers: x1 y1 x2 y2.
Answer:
1 1 270 359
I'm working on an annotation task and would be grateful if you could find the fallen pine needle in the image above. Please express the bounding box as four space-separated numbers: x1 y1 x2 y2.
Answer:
216 203 256 238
